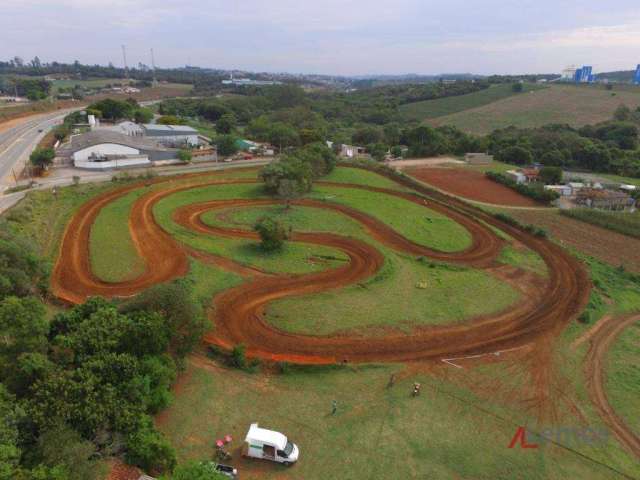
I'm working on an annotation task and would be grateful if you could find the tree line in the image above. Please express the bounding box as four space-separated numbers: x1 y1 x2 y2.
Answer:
0 216 210 478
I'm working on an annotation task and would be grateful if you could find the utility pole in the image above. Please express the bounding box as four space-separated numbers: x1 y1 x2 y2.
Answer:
121 45 129 80
150 48 158 87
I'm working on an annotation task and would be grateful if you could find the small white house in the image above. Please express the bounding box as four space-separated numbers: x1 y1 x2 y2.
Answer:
506 170 527 184
620 184 637 193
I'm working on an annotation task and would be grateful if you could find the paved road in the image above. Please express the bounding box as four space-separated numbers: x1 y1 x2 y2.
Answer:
0 109 77 187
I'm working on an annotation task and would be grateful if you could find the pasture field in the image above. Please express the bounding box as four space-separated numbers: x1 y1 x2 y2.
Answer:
429 84 640 134
399 83 544 121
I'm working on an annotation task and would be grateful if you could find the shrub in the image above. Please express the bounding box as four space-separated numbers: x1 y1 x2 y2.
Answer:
125 420 176 474
29 148 55 169
230 344 247 369
253 217 287 252
177 149 192 163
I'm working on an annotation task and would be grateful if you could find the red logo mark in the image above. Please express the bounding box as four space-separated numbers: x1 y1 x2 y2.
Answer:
508 426 539 449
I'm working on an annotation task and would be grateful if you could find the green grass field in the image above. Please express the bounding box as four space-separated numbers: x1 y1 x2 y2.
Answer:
498 244 548 277
430 84 640 135
605 319 640 436
309 185 472 253
157 354 632 480
399 83 545 122
90 189 148 282
266 253 519 335
50 77 128 93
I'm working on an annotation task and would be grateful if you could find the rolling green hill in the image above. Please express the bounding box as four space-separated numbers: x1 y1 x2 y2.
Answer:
429 84 640 135
398 83 544 121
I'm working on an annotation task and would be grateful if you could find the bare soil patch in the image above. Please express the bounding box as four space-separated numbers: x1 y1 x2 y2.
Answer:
405 167 540 207
507 209 640 272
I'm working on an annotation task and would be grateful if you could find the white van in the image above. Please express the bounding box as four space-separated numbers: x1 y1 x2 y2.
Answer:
243 423 299 465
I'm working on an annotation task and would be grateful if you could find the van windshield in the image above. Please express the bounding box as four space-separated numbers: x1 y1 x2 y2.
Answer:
284 441 294 456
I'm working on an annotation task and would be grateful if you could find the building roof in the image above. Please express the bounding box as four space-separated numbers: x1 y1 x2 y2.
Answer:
143 124 198 134
568 182 585 188
245 423 287 449
62 130 171 154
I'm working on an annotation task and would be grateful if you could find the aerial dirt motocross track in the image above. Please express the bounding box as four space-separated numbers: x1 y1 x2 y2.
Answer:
51 167 591 364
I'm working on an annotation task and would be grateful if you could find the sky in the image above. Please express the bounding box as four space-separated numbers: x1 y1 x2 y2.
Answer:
2 0 640 76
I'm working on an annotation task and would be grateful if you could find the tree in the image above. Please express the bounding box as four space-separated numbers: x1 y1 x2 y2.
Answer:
0 385 23 480
134 108 154 124
125 417 176 474
512 82 524 93
29 148 55 169
177 149 192 163
367 143 388 162
277 178 304 209
405 126 447 157
390 146 403 158
121 281 207 357
268 123 299 152
352 126 382 146
216 135 239 157
538 166 563 184
0 296 48 361
37 425 98 480
215 113 236 134
254 217 287 251
259 157 313 195
541 150 565 167
88 99 134 121
498 145 533 165
157 115 184 125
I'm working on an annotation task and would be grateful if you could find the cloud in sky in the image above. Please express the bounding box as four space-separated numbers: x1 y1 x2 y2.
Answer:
2 0 639 75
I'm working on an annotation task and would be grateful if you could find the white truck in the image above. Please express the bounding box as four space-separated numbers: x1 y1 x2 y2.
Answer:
243 423 299 465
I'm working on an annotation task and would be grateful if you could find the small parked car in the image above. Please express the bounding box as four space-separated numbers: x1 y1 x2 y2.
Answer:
201 462 238 479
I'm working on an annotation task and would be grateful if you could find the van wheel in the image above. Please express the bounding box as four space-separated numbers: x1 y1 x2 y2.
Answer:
283 461 291 466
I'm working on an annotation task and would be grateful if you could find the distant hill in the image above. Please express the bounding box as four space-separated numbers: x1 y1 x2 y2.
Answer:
426 84 640 135
597 70 637 82
398 83 544 121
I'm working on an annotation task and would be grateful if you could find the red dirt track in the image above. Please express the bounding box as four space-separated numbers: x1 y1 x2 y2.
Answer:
51 167 590 364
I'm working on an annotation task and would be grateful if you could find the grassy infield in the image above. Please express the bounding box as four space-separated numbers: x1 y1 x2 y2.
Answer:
6 166 640 479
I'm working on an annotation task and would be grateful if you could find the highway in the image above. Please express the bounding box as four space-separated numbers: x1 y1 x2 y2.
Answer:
0 109 77 187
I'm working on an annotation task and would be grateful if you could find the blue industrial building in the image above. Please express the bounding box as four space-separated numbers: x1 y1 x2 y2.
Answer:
575 66 594 83
634 64 640 85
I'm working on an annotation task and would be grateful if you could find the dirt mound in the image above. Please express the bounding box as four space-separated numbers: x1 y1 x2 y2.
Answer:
404 167 541 207
50 168 590 366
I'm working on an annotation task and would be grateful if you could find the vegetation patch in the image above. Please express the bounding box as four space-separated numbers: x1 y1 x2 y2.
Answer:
560 208 640 239
498 244 548 277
